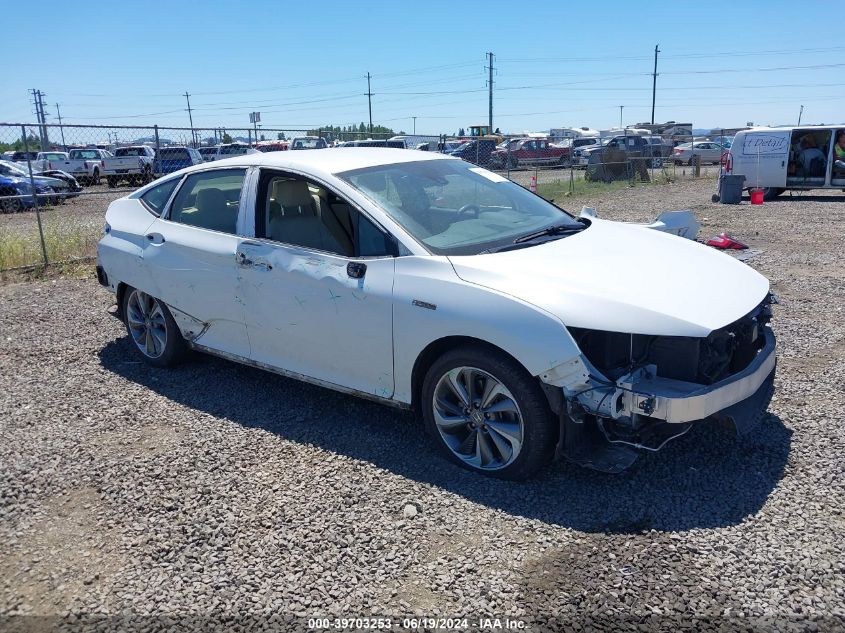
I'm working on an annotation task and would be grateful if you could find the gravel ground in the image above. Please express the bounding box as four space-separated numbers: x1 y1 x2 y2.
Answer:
1 179 844 632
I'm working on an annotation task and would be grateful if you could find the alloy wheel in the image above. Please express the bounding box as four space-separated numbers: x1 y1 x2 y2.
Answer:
432 366 524 471
126 290 168 359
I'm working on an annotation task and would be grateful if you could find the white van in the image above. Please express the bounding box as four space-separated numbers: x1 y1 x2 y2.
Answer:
728 125 845 200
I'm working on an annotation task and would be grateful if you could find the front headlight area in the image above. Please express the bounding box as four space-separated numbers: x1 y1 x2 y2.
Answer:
540 296 777 458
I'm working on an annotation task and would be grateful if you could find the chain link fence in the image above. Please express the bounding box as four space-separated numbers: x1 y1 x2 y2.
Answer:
0 122 726 272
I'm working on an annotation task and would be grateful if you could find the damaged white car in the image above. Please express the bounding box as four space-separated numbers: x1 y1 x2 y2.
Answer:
97 149 777 479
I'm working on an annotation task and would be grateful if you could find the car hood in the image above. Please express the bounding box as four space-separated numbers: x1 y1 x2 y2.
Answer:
448 217 769 337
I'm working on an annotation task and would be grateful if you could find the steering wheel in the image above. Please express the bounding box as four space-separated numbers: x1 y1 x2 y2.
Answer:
457 203 480 217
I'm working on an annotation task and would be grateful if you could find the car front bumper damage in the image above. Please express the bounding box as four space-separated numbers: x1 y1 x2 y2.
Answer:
542 326 777 472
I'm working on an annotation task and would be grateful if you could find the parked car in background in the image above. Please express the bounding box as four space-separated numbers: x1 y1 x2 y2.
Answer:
290 136 328 150
0 161 70 203
672 141 724 165
198 147 218 162
644 136 674 160
0 174 56 212
32 151 70 171
446 138 497 166
104 146 156 188
492 138 570 169
337 139 406 148
416 141 462 152
9 151 39 163
46 148 113 185
202 143 260 162
2 158 83 198
97 148 777 480
254 140 289 152
153 146 204 175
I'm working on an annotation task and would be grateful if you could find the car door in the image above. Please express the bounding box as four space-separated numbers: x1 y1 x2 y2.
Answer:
140 167 252 358
236 170 396 398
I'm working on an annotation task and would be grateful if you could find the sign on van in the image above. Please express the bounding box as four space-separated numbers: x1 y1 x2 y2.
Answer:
742 134 788 155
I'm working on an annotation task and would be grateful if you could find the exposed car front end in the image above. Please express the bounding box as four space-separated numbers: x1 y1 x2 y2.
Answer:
449 216 778 471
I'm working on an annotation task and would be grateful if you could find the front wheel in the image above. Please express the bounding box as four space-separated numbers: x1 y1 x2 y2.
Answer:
421 346 556 480
122 287 186 367
0 196 23 213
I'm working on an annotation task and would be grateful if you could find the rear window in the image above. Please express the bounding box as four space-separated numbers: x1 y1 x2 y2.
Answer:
158 148 189 159
71 150 101 159
116 147 147 157
139 178 180 215
219 145 248 155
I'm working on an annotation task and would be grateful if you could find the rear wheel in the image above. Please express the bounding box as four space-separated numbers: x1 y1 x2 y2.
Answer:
763 187 784 201
106 176 117 188
421 346 556 480
90 169 100 186
122 287 186 367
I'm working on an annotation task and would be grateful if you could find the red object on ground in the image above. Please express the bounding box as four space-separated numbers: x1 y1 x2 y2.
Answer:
750 188 764 205
706 232 748 249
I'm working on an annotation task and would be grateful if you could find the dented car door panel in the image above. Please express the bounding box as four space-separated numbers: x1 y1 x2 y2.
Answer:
236 241 396 397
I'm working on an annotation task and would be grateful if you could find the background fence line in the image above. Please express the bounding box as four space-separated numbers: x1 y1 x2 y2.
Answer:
0 121 722 272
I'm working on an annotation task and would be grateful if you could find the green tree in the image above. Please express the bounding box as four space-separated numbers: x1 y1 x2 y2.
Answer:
222 132 233 143
277 132 286 140
458 128 466 136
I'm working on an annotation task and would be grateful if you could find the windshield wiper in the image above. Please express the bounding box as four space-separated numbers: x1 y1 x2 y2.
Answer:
512 222 585 244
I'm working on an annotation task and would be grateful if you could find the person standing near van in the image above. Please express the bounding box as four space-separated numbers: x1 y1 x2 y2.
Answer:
835 131 845 167
797 135 826 177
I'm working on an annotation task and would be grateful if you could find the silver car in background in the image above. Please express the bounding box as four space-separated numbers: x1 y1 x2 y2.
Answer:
672 141 725 165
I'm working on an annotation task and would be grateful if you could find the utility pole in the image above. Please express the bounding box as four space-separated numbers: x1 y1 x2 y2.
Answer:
31 89 50 150
55 103 67 150
486 52 495 132
184 91 195 147
651 44 660 125
619 105 624 128
366 73 373 135
412 116 416 134
797 105 804 126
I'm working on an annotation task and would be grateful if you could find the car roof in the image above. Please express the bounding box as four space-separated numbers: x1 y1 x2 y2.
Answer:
191 148 456 175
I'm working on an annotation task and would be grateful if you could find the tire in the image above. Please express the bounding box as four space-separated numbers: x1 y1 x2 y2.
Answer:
0 197 23 213
687 157 695 166
421 345 556 480
106 176 117 188
763 187 784 201
508 156 518 170
90 169 100 186
122 287 187 367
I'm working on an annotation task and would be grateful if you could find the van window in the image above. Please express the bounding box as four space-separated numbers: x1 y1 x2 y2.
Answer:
787 129 830 183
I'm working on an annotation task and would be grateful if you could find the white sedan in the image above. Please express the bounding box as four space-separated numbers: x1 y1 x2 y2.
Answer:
97 149 777 479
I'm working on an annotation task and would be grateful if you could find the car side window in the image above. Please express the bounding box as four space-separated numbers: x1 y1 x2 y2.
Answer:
139 178 180 216
167 169 245 234
257 171 394 258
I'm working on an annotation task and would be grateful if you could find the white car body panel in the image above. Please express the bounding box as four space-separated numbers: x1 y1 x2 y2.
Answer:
449 217 769 338
235 240 396 398
97 149 775 437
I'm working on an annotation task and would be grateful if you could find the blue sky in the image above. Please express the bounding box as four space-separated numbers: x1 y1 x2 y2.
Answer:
3 0 843 136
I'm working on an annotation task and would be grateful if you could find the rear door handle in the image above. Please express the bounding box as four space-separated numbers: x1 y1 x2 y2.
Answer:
145 233 165 244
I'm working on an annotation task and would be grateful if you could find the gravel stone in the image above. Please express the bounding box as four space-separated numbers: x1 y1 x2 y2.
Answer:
1 179 844 632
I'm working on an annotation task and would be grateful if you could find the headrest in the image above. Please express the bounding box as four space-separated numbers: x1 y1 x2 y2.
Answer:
195 187 226 210
273 179 313 208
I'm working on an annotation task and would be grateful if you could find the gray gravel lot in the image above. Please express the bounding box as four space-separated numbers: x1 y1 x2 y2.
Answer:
1 179 844 632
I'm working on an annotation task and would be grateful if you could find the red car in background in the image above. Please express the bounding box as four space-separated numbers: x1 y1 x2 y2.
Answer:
492 138 571 169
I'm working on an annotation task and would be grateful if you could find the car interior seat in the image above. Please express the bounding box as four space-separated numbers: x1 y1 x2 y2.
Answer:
192 187 236 233
268 179 349 255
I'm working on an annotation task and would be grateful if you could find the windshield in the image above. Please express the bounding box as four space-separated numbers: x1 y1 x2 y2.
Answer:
338 159 580 256
292 138 320 149
116 148 146 156
0 161 29 177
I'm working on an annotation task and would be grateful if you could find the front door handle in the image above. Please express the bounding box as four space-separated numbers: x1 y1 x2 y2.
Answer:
146 233 165 244
347 261 367 279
